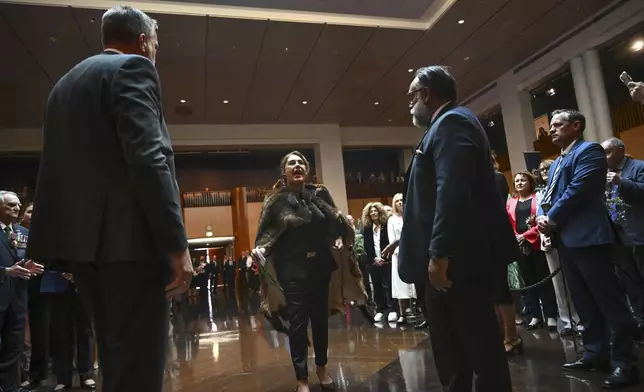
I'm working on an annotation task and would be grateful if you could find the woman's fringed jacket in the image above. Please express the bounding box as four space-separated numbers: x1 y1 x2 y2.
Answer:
253 184 369 317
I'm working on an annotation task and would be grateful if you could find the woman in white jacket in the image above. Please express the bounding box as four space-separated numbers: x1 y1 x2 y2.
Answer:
387 193 416 324
537 160 580 336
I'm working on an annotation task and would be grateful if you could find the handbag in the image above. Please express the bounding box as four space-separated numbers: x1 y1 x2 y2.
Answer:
507 261 525 291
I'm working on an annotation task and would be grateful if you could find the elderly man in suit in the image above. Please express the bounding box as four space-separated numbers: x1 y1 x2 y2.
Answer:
0 191 43 392
27 6 193 392
537 110 638 389
602 137 644 341
397 66 519 392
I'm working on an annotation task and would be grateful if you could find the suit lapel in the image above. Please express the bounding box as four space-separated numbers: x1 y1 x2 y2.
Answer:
0 229 19 262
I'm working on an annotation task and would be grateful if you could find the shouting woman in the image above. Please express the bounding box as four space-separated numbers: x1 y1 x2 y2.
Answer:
250 151 368 392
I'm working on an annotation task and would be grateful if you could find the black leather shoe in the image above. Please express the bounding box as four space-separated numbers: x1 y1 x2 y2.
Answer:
562 358 611 373
560 327 574 337
414 321 428 330
603 367 640 389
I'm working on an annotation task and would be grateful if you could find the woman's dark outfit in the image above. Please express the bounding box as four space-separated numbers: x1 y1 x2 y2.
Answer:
363 224 391 312
513 199 558 322
258 186 346 380
494 171 513 305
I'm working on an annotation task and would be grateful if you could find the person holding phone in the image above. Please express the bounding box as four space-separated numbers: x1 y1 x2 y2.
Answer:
621 71 644 104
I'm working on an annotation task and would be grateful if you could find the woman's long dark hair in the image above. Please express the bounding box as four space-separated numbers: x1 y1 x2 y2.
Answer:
273 150 311 189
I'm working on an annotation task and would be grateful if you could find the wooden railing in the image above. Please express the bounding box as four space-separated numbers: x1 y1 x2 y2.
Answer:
611 101 644 134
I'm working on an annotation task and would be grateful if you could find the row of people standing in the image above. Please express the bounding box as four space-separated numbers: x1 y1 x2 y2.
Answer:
358 197 417 325
0 195 95 392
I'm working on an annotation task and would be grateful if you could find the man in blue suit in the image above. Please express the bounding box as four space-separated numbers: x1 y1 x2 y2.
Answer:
602 137 644 341
398 66 519 392
0 191 43 392
537 110 638 389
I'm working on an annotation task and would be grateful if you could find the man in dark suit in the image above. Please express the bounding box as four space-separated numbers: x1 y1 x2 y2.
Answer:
398 66 519 392
602 137 644 340
0 191 43 392
537 111 638 389
26 6 193 392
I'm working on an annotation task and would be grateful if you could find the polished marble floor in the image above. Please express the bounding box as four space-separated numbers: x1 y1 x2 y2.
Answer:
159 288 644 392
42 287 644 391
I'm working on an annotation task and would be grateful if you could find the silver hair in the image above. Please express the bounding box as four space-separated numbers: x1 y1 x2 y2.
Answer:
101 5 158 47
603 137 625 150
551 109 586 132
0 191 18 205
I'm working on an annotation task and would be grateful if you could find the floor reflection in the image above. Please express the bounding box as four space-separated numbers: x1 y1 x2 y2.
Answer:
162 288 643 392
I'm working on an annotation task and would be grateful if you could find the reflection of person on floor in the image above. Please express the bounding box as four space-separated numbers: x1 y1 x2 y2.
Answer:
398 66 519 392
250 151 368 392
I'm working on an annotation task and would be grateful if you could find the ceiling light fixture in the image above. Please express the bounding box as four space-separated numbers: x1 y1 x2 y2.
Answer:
488 121 495 127
408 68 414 73
222 100 229 104
631 40 644 52
180 99 187 104
302 101 308 105
546 88 556 96
285 47 289 52
464 56 470 61
374 101 379 105
458 19 465 24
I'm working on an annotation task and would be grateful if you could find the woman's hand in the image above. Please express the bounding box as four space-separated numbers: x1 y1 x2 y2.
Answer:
334 237 343 250
381 242 399 259
516 234 526 245
250 247 267 266
373 257 384 266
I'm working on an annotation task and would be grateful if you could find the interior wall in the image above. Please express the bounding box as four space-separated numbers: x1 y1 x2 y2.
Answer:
183 206 233 239
247 202 263 249
619 125 644 159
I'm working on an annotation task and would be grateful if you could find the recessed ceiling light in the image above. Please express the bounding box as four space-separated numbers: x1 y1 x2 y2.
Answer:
464 56 470 61
374 101 380 105
180 99 186 104
458 19 465 24
408 68 414 73
285 47 289 52
222 100 229 104
388 119 392 122
302 101 308 105
631 40 644 52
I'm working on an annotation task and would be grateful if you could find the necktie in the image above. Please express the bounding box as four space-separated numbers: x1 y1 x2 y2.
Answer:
3 225 11 236
541 156 565 208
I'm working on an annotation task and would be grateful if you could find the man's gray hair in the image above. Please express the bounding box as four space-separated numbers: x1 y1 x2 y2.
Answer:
0 191 18 205
603 137 625 150
552 109 586 132
101 6 158 47
414 66 458 102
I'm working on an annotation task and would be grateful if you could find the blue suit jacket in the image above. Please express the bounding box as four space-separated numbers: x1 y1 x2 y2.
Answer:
0 224 29 311
538 140 614 248
616 157 644 245
398 105 520 285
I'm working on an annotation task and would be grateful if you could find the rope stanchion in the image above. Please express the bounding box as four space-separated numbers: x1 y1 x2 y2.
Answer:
510 267 561 292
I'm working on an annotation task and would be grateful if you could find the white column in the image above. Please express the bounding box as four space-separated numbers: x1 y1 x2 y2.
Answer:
570 56 599 142
498 71 536 174
314 133 349 214
583 49 614 142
